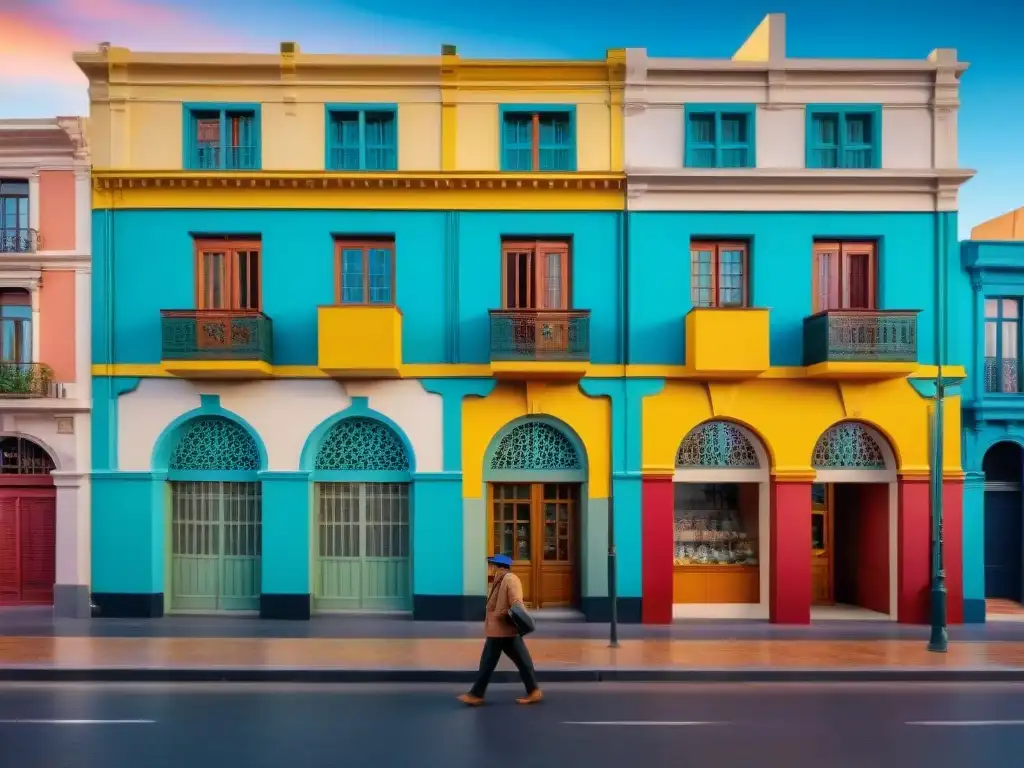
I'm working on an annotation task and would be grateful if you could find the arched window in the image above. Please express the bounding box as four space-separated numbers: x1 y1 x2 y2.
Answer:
314 416 410 472
0 436 54 475
812 422 887 469
490 421 581 471
676 421 759 468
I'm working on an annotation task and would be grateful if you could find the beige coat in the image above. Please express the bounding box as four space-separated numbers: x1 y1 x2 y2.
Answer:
484 571 524 637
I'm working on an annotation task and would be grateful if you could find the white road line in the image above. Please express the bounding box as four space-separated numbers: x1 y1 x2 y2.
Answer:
0 719 156 725
563 721 725 726
906 721 1024 727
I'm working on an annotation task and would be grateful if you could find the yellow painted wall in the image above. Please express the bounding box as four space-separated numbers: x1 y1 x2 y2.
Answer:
126 102 182 169
262 102 324 171
463 381 610 499
455 104 499 171
642 379 961 476
397 103 442 171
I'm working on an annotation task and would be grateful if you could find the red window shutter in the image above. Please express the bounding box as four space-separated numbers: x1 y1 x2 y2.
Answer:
814 248 840 312
846 252 870 309
0 498 20 601
18 497 54 603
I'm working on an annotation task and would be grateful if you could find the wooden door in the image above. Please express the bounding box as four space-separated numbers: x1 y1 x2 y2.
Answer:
811 483 833 605
490 482 579 609
0 493 55 605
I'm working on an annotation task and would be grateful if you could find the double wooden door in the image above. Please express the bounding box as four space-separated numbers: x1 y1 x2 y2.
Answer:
489 482 579 609
0 492 56 605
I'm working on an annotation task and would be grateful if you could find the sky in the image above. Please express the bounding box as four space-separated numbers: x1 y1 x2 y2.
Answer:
0 0 1020 236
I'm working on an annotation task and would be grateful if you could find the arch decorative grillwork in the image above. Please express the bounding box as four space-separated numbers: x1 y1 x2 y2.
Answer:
812 422 887 469
168 417 261 471
0 436 56 474
314 417 410 472
490 421 581 471
676 421 759 468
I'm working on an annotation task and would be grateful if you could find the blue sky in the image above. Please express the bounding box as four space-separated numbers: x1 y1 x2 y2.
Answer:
0 0 1018 236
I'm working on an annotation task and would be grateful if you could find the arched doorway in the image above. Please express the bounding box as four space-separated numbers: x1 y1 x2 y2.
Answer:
0 436 56 606
312 416 412 612
982 441 1023 610
671 421 768 618
810 421 896 618
485 419 585 609
166 416 263 613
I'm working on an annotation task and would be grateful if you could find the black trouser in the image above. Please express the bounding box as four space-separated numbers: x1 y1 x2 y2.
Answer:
469 636 539 697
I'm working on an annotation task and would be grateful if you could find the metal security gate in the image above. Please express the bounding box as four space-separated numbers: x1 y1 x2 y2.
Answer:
169 481 262 612
0 494 56 605
314 482 410 611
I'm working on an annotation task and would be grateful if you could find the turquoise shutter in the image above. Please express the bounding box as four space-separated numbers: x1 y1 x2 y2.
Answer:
234 113 255 169
686 114 716 167
843 113 873 169
365 112 397 171
341 248 365 302
192 112 221 169
719 113 749 168
502 114 532 171
368 248 392 303
330 112 361 170
810 114 839 168
538 114 571 171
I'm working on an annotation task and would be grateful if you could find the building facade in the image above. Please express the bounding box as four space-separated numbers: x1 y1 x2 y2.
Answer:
80 13 973 625
0 118 92 617
962 211 1024 622
625 14 973 624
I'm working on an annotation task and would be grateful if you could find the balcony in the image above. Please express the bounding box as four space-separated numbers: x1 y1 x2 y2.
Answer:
0 228 40 254
803 309 919 379
684 307 770 378
160 310 273 378
489 309 591 379
0 363 64 398
318 305 403 378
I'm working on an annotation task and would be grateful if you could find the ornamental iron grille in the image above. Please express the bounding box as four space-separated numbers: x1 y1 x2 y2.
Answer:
490 421 582 471
0 437 55 475
168 417 261 472
315 417 410 472
676 421 759 468
812 422 887 469
802 310 918 365
160 310 273 363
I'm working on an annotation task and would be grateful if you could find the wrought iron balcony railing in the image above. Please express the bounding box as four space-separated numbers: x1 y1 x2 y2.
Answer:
803 309 919 366
191 145 259 171
984 355 1021 394
489 309 591 362
0 228 40 254
161 310 273 363
0 362 64 398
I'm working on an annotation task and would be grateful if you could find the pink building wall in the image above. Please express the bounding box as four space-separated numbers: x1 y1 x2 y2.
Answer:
37 170 77 252
38 270 76 382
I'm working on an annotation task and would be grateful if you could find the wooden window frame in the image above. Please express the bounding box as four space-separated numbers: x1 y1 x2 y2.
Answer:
683 104 757 169
325 105 399 172
984 297 1022 394
500 240 571 310
812 241 877 313
689 241 750 308
183 103 261 171
805 105 882 170
333 239 397 306
499 106 576 173
194 238 263 311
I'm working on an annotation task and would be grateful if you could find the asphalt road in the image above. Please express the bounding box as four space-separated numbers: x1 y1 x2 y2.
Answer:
1 682 1024 768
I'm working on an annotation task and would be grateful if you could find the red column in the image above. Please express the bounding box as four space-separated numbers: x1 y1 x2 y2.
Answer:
897 476 930 624
943 478 964 625
641 475 673 624
769 476 811 624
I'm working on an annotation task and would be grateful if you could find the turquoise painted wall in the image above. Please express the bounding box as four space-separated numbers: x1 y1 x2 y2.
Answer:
627 211 960 367
91 209 623 367
412 475 463 596
91 473 165 594
260 473 312 595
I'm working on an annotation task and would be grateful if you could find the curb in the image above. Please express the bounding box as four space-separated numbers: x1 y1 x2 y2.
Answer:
3 668 1024 684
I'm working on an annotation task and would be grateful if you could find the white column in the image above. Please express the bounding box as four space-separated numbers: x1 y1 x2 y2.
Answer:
29 277 40 364
51 470 91 617
73 267 91 399
74 165 91 255
28 172 40 233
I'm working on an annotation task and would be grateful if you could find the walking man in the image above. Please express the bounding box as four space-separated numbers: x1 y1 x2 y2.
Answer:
458 554 543 706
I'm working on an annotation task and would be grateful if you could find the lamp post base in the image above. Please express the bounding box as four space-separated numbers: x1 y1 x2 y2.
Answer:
927 583 948 653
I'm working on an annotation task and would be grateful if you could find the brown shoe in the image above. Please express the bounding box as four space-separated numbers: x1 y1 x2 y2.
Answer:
516 690 544 705
457 693 485 707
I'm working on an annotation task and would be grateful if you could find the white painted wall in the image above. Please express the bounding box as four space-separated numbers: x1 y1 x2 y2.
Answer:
117 378 444 473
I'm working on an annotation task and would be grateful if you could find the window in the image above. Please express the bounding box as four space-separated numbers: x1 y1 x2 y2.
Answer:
812 241 877 312
684 105 755 168
806 106 881 169
690 241 748 307
184 104 260 170
0 181 29 253
985 298 1021 394
500 107 575 172
0 290 31 363
335 240 395 305
195 239 261 310
502 240 570 310
326 106 398 171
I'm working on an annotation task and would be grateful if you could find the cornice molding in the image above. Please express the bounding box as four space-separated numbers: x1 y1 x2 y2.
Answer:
91 171 625 193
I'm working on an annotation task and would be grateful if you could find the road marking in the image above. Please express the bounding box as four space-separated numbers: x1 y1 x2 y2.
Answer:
0 719 155 725
907 721 1024 727
563 721 725 726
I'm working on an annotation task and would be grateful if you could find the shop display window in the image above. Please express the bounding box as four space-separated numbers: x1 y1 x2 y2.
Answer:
673 483 759 566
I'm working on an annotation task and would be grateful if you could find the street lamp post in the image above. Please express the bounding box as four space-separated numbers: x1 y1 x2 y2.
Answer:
928 378 948 653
